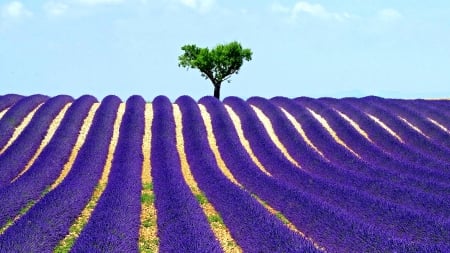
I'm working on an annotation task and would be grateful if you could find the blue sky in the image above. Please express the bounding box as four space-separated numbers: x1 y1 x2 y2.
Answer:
1 0 449 101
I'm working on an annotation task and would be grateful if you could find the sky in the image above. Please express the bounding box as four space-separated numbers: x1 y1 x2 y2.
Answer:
1 0 449 101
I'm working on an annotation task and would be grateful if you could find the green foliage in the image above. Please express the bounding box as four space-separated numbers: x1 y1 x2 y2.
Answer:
276 212 289 225
142 219 153 228
20 200 36 215
141 193 155 204
208 214 224 224
143 183 153 191
195 192 208 205
42 186 52 196
178 41 252 98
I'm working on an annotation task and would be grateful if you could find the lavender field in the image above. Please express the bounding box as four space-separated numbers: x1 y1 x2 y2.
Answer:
0 94 449 252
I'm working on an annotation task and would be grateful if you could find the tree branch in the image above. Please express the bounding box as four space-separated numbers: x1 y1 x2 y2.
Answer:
201 69 219 87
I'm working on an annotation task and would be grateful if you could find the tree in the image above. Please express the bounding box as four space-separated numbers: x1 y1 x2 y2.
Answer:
178 41 252 99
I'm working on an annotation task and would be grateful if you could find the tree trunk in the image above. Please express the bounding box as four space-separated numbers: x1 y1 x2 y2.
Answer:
213 84 221 99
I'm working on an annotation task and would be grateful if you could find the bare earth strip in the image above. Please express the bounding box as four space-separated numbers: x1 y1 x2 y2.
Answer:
200 105 325 251
0 103 76 234
11 103 72 182
199 105 242 186
54 103 125 251
251 105 302 168
0 104 42 155
336 110 373 143
398 116 430 139
428 118 450 134
224 105 272 177
174 104 241 253
367 114 404 143
139 103 158 253
307 108 361 158
0 108 9 120
50 103 99 190
251 194 326 252
280 107 328 160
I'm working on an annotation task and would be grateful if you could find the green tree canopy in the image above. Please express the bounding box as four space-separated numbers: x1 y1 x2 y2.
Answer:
178 41 252 99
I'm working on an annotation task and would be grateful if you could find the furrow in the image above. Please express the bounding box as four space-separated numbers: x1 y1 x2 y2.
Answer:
0 104 43 155
428 118 450 134
231 96 450 246
56 100 124 251
0 108 8 120
367 114 404 143
11 102 71 182
274 97 450 205
256 97 450 225
0 94 23 114
149 96 221 252
0 96 110 251
50 103 99 190
202 103 310 243
174 104 240 253
409 99 450 131
199 105 242 187
250 105 301 168
296 97 450 188
336 110 373 142
0 96 73 188
209 96 401 252
139 103 158 253
280 107 327 160
322 97 450 178
0 94 48 152
384 99 450 144
0 96 95 236
224 105 272 177
349 98 450 164
307 108 361 158
399 116 429 138
0 101 97 236
183 96 319 252
70 96 143 252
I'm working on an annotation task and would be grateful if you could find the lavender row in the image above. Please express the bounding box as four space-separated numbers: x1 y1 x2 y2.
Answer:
177 96 316 252
367 98 450 159
0 95 73 187
250 97 450 222
149 96 221 252
0 96 121 252
0 94 48 150
405 100 450 149
294 97 450 192
70 96 144 252
272 97 450 211
388 98 450 146
0 94 23 113
406 99 450 134
226 96 450 246
0 95 95 228
319 97 449 174
314 99 450 200
413 99 450 128
344 97 450 180
349 97 450 160
201 96 438 252
320 97 450 183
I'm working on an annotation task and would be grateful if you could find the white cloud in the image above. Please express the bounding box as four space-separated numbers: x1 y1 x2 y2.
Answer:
75 0 125 6
271 1 352 22
179 0 215 13
44 1 69 16
378 8 402 21
1 1 32 19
